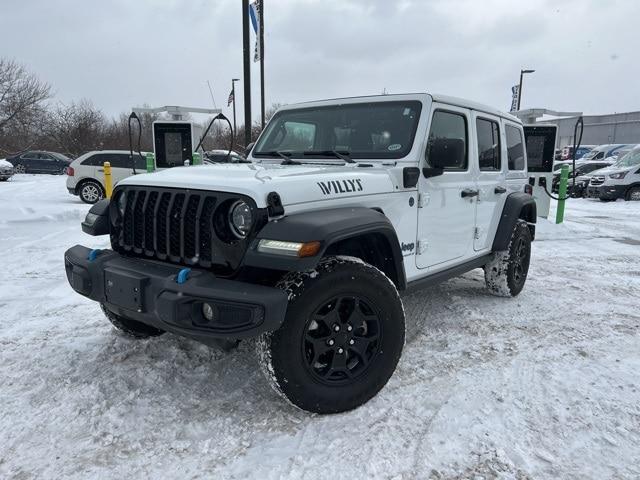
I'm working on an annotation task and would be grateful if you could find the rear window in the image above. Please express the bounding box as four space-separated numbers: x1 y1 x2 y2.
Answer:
505 125 525 170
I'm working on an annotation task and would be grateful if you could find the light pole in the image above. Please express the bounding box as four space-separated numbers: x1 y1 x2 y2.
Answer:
517 69 535 111
231 78 239 138
242 0 251 147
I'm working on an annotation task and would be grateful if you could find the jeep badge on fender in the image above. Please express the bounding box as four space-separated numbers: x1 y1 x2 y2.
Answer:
64 93 535 414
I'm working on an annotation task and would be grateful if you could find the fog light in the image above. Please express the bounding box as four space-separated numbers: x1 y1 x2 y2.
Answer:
202 303 215 322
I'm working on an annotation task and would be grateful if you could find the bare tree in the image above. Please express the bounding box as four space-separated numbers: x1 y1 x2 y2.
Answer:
0 58 51 134
43 100 105 157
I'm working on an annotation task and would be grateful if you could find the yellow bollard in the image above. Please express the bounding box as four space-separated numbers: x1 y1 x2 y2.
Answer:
103 161 113 199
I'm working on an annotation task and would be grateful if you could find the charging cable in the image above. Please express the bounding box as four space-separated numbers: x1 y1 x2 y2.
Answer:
195 113 236 163
128 112 144 175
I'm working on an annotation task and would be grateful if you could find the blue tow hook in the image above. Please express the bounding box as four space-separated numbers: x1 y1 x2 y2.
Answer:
177 268 191 285
88 249 101 262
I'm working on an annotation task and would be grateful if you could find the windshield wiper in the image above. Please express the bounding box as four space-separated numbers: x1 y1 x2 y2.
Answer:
303 150 355 163
257 150 302 165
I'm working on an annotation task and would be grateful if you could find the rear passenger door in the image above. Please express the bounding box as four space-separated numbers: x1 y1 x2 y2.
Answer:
472 113 507 252
108 154 136 186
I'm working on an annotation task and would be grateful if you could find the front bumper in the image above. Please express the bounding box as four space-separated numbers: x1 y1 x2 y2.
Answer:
586 185 626 200
64 245 288 343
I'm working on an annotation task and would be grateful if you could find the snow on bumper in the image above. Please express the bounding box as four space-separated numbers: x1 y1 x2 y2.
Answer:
64 245 288 341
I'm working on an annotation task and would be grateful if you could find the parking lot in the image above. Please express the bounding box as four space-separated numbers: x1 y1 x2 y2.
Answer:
1 175 639 479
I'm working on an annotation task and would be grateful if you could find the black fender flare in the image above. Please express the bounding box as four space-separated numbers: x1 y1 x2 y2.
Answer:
243 207 407 289
492 193 537 251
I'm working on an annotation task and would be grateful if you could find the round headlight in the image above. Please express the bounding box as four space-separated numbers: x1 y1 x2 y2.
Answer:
229 200 253 238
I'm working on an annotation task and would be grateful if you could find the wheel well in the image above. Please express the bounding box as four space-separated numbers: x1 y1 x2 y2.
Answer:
324 233 401 289
625 183 640 196
518 202 536 240
76 178 104 195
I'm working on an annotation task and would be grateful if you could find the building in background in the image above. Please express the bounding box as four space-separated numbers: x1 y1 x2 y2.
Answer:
516 109 640 148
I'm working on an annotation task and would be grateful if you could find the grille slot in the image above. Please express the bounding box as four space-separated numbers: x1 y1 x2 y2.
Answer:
112 187 257 274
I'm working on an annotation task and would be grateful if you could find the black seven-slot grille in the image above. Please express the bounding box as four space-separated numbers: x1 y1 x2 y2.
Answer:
110 186 265 275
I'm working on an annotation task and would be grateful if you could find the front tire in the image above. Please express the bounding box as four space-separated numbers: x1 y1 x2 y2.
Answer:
484 220 532 297
256 256 405 414
626 186 640 201
14 164 26 174
101 304 165 338
79 180 104 204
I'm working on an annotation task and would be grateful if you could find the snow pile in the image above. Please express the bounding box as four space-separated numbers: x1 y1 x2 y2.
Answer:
1 176 639 479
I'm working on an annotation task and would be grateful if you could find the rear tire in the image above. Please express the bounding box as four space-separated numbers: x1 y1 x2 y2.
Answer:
101 304 165 338
626 187 640 201
79 180 104 204
484 220 532 297
256 256 405 414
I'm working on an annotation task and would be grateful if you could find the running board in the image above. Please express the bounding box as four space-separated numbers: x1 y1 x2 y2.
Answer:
404 254 492 294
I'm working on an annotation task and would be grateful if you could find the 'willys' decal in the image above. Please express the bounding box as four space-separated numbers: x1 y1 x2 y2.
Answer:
317 179 363 195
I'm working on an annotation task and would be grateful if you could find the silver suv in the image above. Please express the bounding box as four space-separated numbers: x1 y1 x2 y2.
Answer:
586 146 640 201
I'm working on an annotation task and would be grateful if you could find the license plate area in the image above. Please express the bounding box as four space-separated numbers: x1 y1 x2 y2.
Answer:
104 268 148 312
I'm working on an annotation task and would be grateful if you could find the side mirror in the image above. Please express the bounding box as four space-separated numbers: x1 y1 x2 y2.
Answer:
422 167 444 178
245 142 255 155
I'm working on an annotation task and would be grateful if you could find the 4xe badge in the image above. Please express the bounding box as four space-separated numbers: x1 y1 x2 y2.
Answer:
317 178 363 195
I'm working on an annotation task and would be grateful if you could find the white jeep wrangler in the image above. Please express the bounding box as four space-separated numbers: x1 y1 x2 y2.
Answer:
64 94 536 414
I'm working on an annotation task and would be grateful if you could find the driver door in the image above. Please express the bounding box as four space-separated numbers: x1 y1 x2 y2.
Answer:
416 105 477 270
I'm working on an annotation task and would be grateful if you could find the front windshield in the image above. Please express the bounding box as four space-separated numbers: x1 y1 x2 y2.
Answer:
614 148 640 168
253 101 422 160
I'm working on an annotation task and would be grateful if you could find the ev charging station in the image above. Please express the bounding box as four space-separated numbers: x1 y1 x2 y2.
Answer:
132 105 221 167
517 108 581 218
523 124 558 218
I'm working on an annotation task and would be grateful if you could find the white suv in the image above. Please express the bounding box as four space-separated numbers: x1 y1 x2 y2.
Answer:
587 145 640 201
66 150 148 203
64 93 537 413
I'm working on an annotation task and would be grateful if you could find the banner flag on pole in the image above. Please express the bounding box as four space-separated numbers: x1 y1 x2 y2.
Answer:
249 1 261 63
227 89 234 107
510 85 520 112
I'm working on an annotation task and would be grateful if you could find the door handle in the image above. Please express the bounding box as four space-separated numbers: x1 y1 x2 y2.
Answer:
461 189 479 198
494 186 507 194
97 169 104 172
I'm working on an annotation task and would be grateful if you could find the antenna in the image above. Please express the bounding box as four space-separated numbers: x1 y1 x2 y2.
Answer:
207 80 217 109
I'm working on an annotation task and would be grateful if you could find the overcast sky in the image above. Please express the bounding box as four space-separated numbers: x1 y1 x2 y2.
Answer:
4 0 639 122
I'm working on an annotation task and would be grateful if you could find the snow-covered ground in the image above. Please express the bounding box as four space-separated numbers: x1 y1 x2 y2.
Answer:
1 175 639 479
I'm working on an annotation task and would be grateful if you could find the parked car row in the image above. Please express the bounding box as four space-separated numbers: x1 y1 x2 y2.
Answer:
552 144 640 201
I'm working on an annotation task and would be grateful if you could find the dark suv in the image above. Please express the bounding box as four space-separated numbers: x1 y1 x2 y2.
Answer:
6 151 72 174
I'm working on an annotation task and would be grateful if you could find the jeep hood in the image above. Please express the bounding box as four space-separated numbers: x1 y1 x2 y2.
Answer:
118 163 396 208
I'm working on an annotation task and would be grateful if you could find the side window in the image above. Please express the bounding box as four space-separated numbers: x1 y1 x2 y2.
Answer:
476 118 501 171
594 152 604 160
82 155 102 166
109 154 132 169
425 110 468 170
133 154 146 170
505 125 525 170
21 152 38 160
